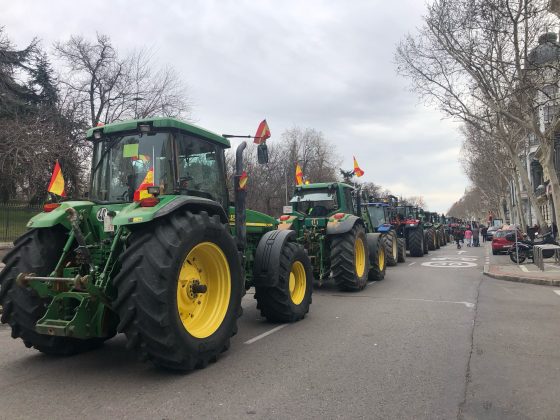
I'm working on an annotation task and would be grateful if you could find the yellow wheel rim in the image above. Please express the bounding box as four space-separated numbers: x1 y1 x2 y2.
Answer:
392 238 398 260
378 246 385 271
355 237 366 277
289 261 306 305
176 242 231 339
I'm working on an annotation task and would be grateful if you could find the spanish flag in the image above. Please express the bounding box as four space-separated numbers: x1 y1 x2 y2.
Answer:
254 119 271 145
133 168 155 201
239 171 248 190
295 164 304 185
47 160 66 197
353 156 364 177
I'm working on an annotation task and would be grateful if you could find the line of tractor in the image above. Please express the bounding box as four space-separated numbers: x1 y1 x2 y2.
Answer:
0 117 450 371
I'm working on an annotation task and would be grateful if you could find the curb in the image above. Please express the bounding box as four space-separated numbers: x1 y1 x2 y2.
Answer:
483 265 560 287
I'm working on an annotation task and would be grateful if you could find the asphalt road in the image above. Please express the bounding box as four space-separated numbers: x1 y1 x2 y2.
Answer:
1 242 559 419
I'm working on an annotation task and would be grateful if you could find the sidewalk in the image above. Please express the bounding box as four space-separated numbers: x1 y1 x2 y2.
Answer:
484 261 560 286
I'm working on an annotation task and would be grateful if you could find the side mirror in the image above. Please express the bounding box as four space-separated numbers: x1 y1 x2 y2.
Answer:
257 143 269 164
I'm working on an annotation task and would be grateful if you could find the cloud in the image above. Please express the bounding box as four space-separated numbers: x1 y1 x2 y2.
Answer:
3 0 468 213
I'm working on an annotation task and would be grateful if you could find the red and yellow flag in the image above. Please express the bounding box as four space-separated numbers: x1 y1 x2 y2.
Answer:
295 163 304 185
254 119 271 144
353 156 364 177
47 160 66 197
133 168 155 201
239 171 248 190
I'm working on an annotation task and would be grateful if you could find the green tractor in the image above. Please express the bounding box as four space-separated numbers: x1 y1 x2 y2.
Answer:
277 182 386 291
393 205 427 257
428 212 447 248
0 117 313 371
362 196 406 266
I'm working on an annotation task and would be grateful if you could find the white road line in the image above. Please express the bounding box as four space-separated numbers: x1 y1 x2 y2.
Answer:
390 297 475 309
554 290 560 296
519 265 529 272
408 262 416 266
457 250 467 254
244 324 287 344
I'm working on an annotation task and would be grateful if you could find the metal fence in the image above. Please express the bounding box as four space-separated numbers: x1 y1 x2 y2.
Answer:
0 203 43 242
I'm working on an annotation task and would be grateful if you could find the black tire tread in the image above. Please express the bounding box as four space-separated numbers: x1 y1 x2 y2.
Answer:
331 225 369 291
382 231 398 267
254 242 313 323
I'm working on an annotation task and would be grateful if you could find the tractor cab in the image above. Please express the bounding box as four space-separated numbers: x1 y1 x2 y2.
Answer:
88 118 229 208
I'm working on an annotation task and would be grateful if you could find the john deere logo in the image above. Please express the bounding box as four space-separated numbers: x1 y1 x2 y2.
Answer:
96 207 108 222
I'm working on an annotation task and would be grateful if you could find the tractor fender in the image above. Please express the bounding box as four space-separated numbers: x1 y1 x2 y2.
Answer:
326 215 362 235
376 223 392 233
153 196 228 223
252 229 296 288
366 232 382 265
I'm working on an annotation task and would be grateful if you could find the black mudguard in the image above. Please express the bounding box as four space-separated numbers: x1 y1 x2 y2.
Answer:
366 232 382 265
253 229 296 288
153 196 228 223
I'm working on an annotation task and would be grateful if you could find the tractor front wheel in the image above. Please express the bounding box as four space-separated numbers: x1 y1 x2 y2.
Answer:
113 210 242 371
397 238 406 262
383 231 398 267
408 228 424 257
331 225 369 291
0 227 105 355
255 242 313 322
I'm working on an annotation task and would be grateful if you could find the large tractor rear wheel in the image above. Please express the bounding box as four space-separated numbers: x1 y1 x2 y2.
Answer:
423 231 429 254
408 228 424 257
331 225 369 291
382 230 398 267
255 242 313 323
0 227 104 355
427 229 436 251
367 233 386 281
397 238 406 262
113 210 242 371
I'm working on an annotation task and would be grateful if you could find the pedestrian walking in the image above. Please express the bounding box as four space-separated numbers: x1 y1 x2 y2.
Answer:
472 225 480 247
464 227 473 247
481 226 488 242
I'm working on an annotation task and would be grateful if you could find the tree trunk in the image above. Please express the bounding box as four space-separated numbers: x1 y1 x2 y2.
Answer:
508 145 547 227
513 173 527 232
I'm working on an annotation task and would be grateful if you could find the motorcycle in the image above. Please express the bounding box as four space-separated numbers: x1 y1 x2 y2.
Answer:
507 231 558 264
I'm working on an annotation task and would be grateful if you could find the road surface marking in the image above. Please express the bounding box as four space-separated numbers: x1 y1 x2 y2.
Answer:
554 290 560 296
408 262 416 266
457 250 467 254
519 265 529 272
244 324 287 344
422 261 477 268
390 297 475 309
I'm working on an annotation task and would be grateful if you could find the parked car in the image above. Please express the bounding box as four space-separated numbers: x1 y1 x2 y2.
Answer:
486 226 500 241
492 229 523 255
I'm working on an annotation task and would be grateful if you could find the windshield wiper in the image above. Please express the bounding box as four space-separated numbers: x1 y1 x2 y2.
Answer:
91 136 123 178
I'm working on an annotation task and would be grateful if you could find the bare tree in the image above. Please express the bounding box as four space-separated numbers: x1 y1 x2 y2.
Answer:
54 33 191 127
395 0 554 226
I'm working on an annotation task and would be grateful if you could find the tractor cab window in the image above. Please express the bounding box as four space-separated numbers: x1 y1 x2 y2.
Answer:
343 188 355 215
291 189 338 217
175 134 228 206
367 206 385 227
91 132 174 202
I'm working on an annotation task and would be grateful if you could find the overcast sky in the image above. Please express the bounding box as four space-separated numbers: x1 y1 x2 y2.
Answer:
3 0 468 213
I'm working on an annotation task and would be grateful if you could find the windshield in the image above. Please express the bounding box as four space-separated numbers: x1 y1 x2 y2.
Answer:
91 133 172 202
90 131 227 205
290 189 337 217
495 230 516 238
367 206 386 226
396 206 415 219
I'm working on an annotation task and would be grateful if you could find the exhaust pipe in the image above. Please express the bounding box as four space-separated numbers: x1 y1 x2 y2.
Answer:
234 142 247 252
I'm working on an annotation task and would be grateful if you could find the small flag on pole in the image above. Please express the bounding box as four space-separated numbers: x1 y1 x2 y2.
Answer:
254 119 271 144
295 163 304 185
47 160 66 197
353 156 364 177
239 171 248 190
